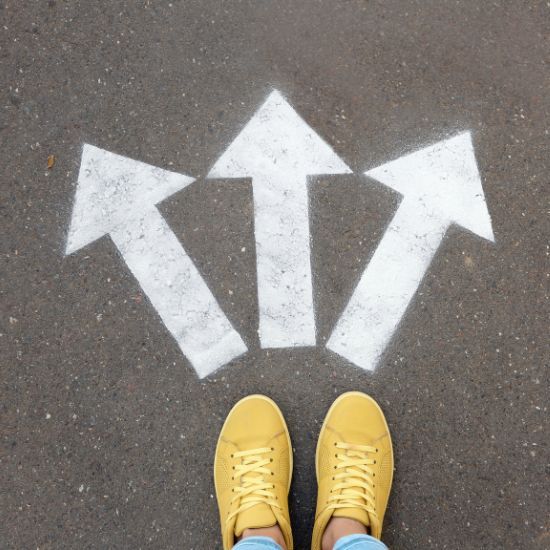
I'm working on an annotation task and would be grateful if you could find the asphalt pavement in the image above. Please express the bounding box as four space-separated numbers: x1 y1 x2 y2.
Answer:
1 1 549 548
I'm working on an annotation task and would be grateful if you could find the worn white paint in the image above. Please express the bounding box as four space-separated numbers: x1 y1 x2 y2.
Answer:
208 90 351 348
327 132 494 371
66 144 247 377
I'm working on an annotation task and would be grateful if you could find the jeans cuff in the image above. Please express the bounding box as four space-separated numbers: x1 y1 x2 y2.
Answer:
233 535 284 550
334 533 388 550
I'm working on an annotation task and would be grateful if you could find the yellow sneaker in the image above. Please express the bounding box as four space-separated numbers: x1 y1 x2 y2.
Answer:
311 392 394 550
214 395 293 550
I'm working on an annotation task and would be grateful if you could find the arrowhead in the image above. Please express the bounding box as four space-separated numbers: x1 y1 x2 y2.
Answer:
66 145 194 255
208 90 351 179
366 132 494 242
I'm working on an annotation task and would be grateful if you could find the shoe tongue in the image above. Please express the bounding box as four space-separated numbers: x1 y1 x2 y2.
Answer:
333 507 370 526
234 503 277 537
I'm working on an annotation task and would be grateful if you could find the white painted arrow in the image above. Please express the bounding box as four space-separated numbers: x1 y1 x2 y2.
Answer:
327 132 494 371
66 144 247 377
208 90 351 348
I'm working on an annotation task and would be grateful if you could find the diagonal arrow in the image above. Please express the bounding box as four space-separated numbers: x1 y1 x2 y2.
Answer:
66 144 247 378
208 90 351 348
327 132 494 371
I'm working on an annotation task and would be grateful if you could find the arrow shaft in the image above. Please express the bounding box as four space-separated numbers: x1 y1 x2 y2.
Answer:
327 200 448 370
252 174 315 347
109 208 247 377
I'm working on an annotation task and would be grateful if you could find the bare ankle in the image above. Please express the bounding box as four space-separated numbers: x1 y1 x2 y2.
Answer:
241 525 287 549
321 517 367 550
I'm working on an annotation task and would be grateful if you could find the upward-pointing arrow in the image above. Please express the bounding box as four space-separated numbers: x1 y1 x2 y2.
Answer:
327 132 494 371
208 90 351 348
66 144 247 377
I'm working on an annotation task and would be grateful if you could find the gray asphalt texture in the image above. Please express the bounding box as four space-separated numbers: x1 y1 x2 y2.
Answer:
1 1 549 549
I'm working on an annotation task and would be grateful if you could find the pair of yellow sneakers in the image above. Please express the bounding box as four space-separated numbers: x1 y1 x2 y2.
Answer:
214 392 394 550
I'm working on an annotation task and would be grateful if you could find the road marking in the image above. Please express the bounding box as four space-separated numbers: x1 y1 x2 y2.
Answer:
66 144 247 377
208 90 351 348
327 132 494 371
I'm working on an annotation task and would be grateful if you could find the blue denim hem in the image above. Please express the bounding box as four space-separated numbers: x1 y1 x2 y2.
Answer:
334 533 388 550
232 535 284 550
